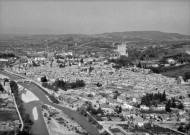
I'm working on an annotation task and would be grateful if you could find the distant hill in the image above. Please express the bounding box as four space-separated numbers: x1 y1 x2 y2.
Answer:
0 31 190 54
0 31 190 41
96 31 190 41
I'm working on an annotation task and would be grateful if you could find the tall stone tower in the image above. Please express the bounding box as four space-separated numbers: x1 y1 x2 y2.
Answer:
117 42 128 57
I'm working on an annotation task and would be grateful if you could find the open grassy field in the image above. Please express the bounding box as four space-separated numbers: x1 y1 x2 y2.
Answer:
0 111 19 121
162 65 190 78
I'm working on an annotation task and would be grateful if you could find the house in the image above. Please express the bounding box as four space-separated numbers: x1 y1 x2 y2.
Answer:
157 104 166 110
7 102 15 108
0 92 9 99
134 116 144 127
177 76 184 84
157 114 169 122
99 97 107 104
183 98 190 110
109 93 118 99
179 117 186 123
164 64 170 67
132 98 137 103
166 58 176 64
140 105 149 110
0 58 8 62
178 110 186 116
151 64 159 68
28 54 46 61
123 111 131 118
122 103 133 110
4 82 11 94
0 59 8 68
0 74 9 79
104 89 113 93
117 95 126 103
100 103 114 115
107 97 116 107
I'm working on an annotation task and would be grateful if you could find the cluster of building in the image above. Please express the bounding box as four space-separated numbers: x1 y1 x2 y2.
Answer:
6 45 190 134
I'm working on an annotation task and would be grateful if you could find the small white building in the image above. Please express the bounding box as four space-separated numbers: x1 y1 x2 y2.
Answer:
99 97 107 104
157 104 165 110
132 98 137 103
140 105 150 110
183 98 190 110
100 103 114 115
28 54 46 61
0 93 9 99
167 58 176 64
134 116 144 127
117 95 126 103
122 103 133 110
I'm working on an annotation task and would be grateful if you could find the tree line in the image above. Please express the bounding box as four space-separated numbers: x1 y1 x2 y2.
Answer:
0 53 15 58
141 91 167 107
141 91 184 112
178 122 190 134
10 81 33 134
42 78 85 92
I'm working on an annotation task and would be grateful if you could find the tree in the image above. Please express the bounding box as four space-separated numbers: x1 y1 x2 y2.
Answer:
137 62 142 68
165 99 171 112
0 83 4 92
4 78 9 86
10 81 18 95
97 107 103 114
183 72 190 82
96 82 102 87
41 76 48 82
178 103 184 110
171 97 176 108
80 58 84 63
118 106 122 113
178 124 185 132
162 91 167 101
17 131 30 135
87 94 93 97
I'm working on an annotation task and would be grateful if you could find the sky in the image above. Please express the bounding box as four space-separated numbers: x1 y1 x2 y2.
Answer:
0 0 190 35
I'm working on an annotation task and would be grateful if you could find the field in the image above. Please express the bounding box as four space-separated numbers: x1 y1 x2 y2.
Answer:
162 65 190 78
0 111 19 121
118 124 179 135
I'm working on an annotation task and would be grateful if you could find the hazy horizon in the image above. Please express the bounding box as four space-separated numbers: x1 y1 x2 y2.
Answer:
0 0 190 35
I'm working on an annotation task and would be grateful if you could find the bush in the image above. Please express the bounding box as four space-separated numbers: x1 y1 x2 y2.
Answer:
35 83 59 104
41 76 48 82
49 95 59 104
0 52 15 58
183 72 190 82
42 82 58 92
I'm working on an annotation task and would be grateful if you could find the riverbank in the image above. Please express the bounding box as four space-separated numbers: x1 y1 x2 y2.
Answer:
0 70 100 135
42 104 87 135
21 88 39 103
4 69 77 110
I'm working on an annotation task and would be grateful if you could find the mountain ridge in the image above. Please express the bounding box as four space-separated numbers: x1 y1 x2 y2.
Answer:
0 31 190 41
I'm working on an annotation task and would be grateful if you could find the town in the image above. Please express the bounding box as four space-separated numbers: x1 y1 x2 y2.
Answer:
0 35 190 135
0 0 190 134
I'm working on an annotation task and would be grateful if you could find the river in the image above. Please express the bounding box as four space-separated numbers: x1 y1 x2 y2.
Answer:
0 70 100 135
